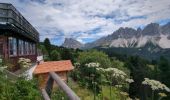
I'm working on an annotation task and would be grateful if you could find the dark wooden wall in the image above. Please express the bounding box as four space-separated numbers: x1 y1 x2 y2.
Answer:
36 72 67 89
0 36 8 59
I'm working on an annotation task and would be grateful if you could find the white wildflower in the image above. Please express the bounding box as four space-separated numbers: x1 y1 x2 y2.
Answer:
85 62 100 68
18 58 31 68
126 97 133 100
142 78 170 92
115 85 122 88
126 79 134 83
74 62 80 67
142 81 147 85
105 68 127 80
158 92 167 97
96 68 105 72
120 92 129 96
165 86 170 92
105 68 114 72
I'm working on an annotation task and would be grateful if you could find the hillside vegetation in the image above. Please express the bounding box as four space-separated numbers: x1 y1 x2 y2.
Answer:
38 38 170 100
0 38 170 100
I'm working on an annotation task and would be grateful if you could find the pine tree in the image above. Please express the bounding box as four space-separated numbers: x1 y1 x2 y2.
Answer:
125 56 149 99
159 56 170 86
44 38 51 55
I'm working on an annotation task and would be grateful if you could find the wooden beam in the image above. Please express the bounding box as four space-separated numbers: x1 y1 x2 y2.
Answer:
49 72 80 100
41 89 50 100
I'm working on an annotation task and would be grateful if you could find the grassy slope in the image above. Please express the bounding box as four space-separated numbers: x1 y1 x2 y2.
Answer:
68 78 122 100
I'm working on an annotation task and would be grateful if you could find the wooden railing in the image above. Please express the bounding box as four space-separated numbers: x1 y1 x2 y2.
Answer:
4 69 18 81
41 72 80 100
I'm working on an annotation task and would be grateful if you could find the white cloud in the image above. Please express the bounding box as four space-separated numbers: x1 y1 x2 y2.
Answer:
0 0 170 45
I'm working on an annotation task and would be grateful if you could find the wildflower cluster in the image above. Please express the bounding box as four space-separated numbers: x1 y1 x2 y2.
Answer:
85 63 128 80
115 85 123 88
18 58 31 68
120 91 129 96
74 63 80 68
85 62 100 68
96 67 105 72
158 92 167 97
125 79 134 83
105 68 127 80
96 67 134 83
142 78 170 92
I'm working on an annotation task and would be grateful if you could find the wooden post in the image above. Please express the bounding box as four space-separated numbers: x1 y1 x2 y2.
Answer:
49 72 80 100
41 89 50 100
45 75 54 97
41 72 80 100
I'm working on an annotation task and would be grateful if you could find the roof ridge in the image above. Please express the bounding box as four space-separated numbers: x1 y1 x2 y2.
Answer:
33 60 74 74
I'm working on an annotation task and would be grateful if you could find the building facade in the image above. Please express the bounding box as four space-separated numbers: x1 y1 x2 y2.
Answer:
0 3 39 68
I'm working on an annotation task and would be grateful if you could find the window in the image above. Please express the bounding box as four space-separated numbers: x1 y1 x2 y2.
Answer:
0 9 7 16
23 41 26 55
25 42 29 55
26 42 28 55
9 37 17 56
21 40 24 55
32 44 36 55
18 40 22 55
29 43 32 54
18 40 24 55
31 43 33 54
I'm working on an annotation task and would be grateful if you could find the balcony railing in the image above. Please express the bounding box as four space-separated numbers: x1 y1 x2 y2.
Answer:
0 3 39 42
41 72 80 100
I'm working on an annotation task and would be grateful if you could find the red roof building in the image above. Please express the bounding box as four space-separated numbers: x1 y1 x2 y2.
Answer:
33 60 74 89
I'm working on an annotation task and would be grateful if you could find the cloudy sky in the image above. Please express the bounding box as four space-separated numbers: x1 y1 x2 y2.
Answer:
1 0 170 45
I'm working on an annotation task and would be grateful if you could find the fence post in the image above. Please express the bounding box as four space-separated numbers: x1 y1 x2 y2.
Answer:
41 72 80 100
45 75 54 97
49 72 80 100
41 89 50 100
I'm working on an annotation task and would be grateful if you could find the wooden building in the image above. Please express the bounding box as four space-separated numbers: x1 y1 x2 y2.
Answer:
0 3 39 67
33 60 74 89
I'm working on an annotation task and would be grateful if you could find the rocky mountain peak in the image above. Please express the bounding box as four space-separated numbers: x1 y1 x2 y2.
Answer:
136 27 142 37
161 22 170 34
137 27 142 33
62 38 84 49
142 23 160 35
113 27 138 38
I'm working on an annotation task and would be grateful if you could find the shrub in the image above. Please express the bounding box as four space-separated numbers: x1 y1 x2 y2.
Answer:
0 58 14 71
78 50 111 68
0 67 41 99
50 50 61 61
72 51 111 93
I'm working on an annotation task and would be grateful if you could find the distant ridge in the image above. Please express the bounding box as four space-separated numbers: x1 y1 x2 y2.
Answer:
84 22 170 49
62 22 170 49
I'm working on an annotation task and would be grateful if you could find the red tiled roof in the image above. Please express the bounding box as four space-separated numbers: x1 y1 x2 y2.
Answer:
33 60 74 74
